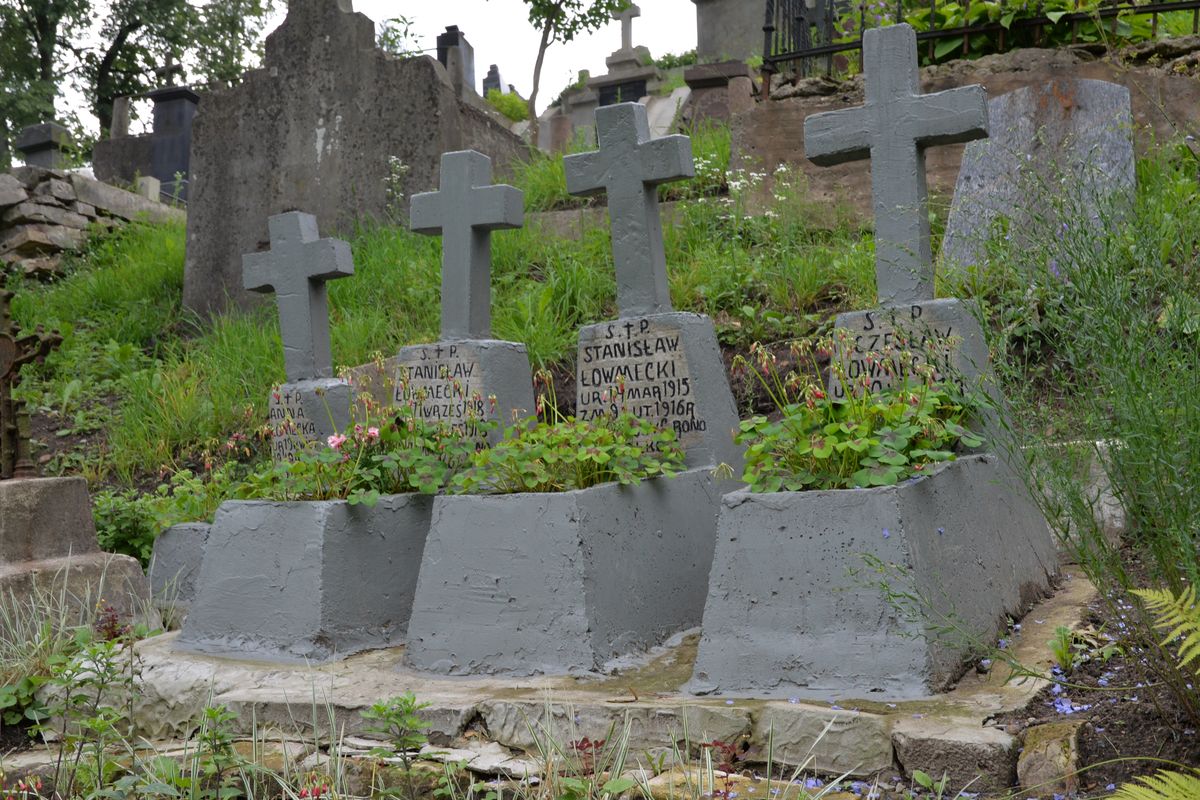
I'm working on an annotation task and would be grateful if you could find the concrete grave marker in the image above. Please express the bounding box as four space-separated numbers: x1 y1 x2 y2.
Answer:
243 211 354 461
354 151 534 436
689 25 1056 700
565 103 739 469
941 78 1135 273
804 23 988 304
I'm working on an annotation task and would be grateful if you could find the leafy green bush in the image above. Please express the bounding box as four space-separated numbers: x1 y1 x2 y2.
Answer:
486 89 529 122
653 50 697 70
735 337 982 491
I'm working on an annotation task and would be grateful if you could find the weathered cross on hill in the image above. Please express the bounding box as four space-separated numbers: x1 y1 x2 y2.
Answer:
243 212 354 382
615 3 641 50
564 102 694 316
804 23 989 304
0 271 62 479
410 150 523 340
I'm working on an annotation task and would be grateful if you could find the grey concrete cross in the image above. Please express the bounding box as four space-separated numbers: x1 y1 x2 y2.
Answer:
564 102 694 316
615 3 641 51
804 23 989 304
410 150 523 340
243 212 354 382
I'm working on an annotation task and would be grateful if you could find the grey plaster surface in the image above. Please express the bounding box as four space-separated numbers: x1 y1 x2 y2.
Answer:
404 468 721 676
391 339 534 434
564 103 694 316
268 378 352 462
148 522 210 610
692 0 764 61
177 493 433 663
689 454 1057 700
181 0 525 317
0 477 98 563
941 78 1135 273
410 151 523 340
804 24 989 304
243 211 353 383
576 312 742 472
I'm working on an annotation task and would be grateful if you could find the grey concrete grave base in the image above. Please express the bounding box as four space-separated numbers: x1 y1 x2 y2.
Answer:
688 453 1058 700
270 378 352 461
350 339 534 432
148 522 211 615
576 312 743 473
177 494 433 663
0 477 156 628
404 468 722 676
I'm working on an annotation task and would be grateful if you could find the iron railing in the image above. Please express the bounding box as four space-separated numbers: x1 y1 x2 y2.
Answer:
763 0 1200 76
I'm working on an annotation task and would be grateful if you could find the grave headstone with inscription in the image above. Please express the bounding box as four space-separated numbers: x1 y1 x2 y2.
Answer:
353 150 534 437
566 102 741 471
243 211 354 461
688 24 1057 700
802 23 994 410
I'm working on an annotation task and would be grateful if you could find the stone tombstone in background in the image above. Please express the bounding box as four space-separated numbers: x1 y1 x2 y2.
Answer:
243 211 354 461
803 24 994 404
360 150 534 437
182 0 525 318
565 102 741 470
15 123 72 170
941 78 1136 273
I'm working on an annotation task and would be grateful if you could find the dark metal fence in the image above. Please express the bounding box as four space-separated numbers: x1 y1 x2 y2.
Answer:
763 0 1200 76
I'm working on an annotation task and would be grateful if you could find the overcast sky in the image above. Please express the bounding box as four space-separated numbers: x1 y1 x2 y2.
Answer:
275 0 699 114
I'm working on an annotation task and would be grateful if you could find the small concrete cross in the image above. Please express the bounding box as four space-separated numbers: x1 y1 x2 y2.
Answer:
243 212 354 382
804 23 989 304
615 3 641 51
410 150 523 340
564 102 694 316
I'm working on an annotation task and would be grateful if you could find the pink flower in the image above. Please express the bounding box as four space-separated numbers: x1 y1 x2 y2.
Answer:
367 427 380 441
327 434 347 449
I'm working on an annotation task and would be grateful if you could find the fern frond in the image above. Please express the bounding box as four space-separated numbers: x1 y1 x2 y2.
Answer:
1132 587 1200 672
1112 769 1200 800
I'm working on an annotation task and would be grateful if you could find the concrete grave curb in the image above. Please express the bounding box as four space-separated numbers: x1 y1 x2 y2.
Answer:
177 494 432 663
404 468 722 676
690 454 1058 700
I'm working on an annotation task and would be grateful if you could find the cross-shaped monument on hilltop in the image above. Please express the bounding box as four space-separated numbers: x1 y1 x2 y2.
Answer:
564 102 694 316
804 24 989 304
243 211 354 382
615 3 640 51
410 150 523 340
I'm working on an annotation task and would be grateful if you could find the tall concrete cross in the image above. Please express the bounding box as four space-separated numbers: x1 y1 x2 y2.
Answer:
564 102 694 316
243 212 354 382
615 3 641 50
411 150 523 340
804 24 989 304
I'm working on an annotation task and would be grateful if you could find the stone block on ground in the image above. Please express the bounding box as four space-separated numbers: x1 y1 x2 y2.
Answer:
689 454 1057 700
1016 721 1082 798
0 174 30 207
892 716 1018 794
148 522 210 612
0 477 101 562
752 703 893 778
67 173 184 224
404 468 722 675
177 494 433 663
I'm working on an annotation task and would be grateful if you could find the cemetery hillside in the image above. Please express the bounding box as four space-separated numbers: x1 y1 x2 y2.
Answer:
3 1 1200 799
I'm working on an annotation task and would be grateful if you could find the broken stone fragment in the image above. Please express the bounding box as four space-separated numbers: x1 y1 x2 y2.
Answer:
2 201 91 230
0 224 86 256
0 174 29 207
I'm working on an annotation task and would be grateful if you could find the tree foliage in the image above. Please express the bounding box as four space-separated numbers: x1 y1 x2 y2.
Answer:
0 0 274 166
511 0 631 142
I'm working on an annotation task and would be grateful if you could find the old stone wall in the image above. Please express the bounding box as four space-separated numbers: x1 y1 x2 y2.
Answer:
734 41 1200 217
0 167 184 278
181 0 528 318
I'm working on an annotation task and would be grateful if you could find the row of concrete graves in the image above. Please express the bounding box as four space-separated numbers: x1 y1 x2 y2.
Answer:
164 26 1056 701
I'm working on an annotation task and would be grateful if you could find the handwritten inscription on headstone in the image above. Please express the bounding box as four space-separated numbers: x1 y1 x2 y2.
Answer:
577 317 705 449
395 344 489 435
828 302 982 400
268 388 319 462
